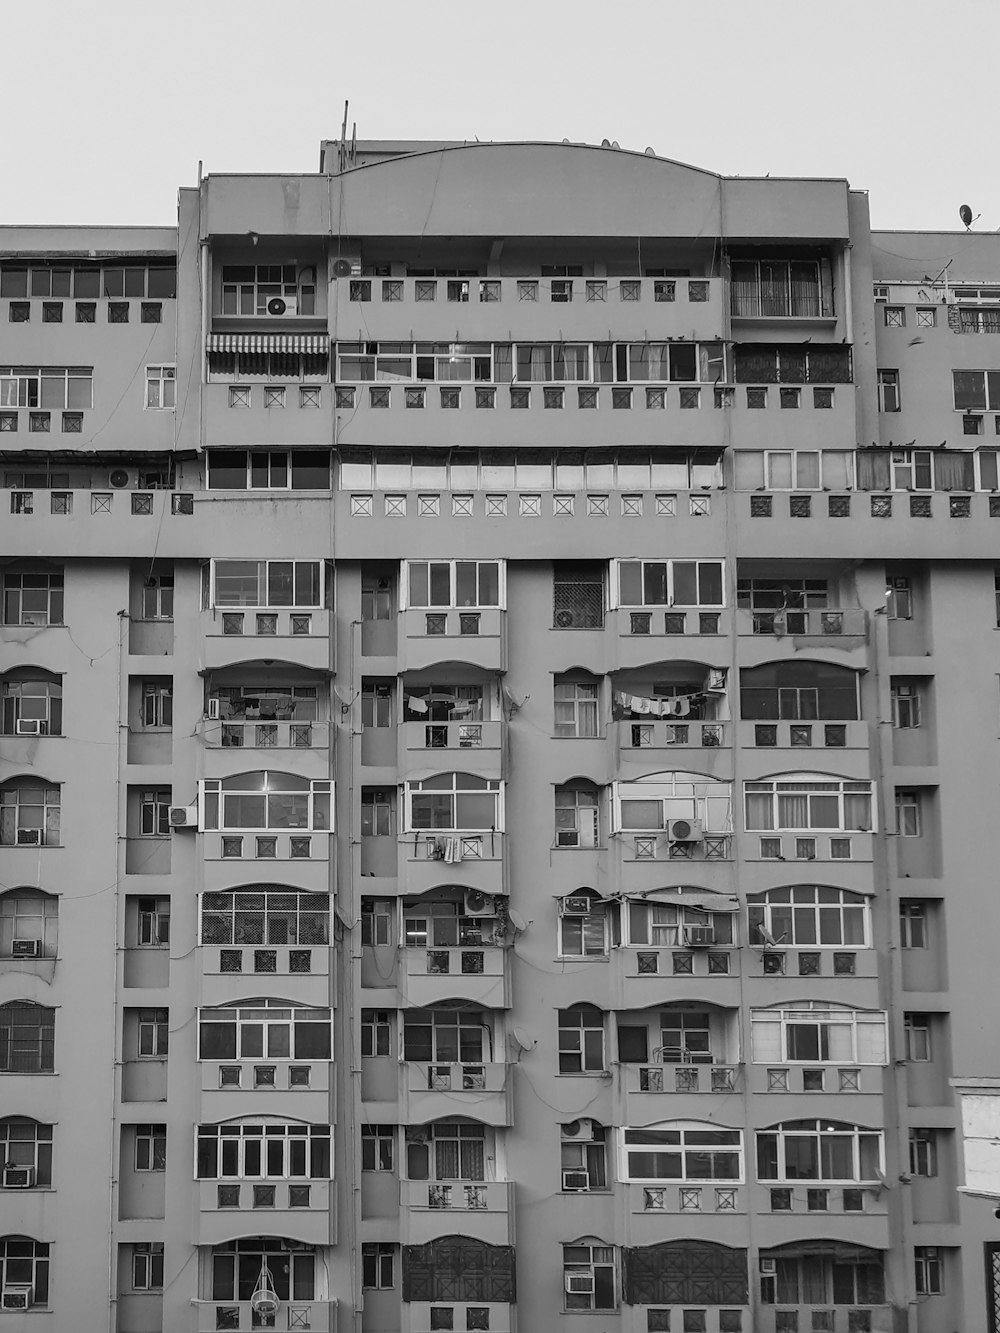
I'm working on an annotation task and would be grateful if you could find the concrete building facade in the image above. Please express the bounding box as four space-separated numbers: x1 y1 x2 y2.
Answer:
2 139 999 1333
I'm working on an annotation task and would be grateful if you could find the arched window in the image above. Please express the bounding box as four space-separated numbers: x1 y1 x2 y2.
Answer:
0 1237 49 1306
404 772 503 833
563 1237 616 1310
405 1120 488 1182
196 1119 331 1179
558 1004 605 1073
747 887 869 948
0 889 58 957
0 781 60 847
210 1237 317 1302
0 670 62 736
756 1119 882 1182
0 1118 52 1186
613 771 732 834
750 1003 887 1065
743 774 872 833
619 1122 744 1182
198 1000 331 1062
201 772 331 832
0 1004 55 1073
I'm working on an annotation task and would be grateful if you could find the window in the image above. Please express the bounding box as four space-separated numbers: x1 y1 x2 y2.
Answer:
563 1242 616 1310
0 1238 49 1307
405 1120 487 1181
740 661 860 721
221 264 315 316
954 369 1000 410
0 890 57 959
899 901 927 949
402 1008 488 1064
614 773 733 836
362 1008 392 1057
744 778 873 833
404 772 502 832
558 1006 606 1073
750 1004 888 1064
0 366 92 410
201 772 331 832
200 889 329 946
141 681 172 729
748 888 869 948
876 369 900 413
136 896 170 946
891 681 921 728
886 574 912 620
914 1247 943 1296
554 674 600 737
141 570 173 620
145 365 175 409
559 896 608 956
555 784 600 848
617 559 724 608
210 559 323 608
1 671 62 736
627 900 734 947
895 789 921 837
361 900 392 949
363 1243 395 1289
196 1120 331 1178
756 1120 882 1182
211 1238 315 1303
0 781 61 846
362 789 393 838
403 900 499 949
760 1250 883 1307
622 1124 743 1181
884 307 904 327
730 257 826 318
909 1130 938 1176
362 1125 394 1171
134 1123 167 1171
562 1120 608 1190
2 565 64 625
139 788 171 836
199 1000 332 1061
207 449 331 490
130 1242 164 1291
406 560 503 609
0 1118 52 1187
137 1008 169 1057
553 562 604 629
904 1013 931 1062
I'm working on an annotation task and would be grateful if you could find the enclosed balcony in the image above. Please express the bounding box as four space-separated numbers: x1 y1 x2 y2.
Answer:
617 888 741 1006
398 559 507 673
400 1121 512 1244
196 1232 336 1332
396 1004 511 1125
756 1242 889 1333
198 886 332 1006
400 890 511 1008
613 662 730 771
735 566 869 666
610 556 730 668
613 771 734 890
201 557 331 672
400 772 506 897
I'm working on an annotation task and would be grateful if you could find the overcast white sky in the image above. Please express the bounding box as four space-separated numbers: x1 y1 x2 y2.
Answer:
7 0 998 232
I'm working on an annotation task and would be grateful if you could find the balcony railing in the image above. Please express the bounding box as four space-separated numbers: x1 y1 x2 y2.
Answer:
196 1299 336 1332
629 1182 743 1215
619 719 726 750
403 1179 512 1214
207 719 330 750
406 1061 507 1096
756 1306 890 1333
631 1063 741 1094
736 607 868 639
622 833 733 863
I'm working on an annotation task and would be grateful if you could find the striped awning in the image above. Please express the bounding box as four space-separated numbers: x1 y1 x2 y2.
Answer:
206 334 329 354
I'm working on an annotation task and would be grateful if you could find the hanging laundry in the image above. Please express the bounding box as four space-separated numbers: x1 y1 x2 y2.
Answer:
444 836 463 864
407 696 429 714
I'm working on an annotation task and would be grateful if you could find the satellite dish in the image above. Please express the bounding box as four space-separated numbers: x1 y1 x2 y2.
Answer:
960 204 973 229
332 258 352 278
611 140 620 150
644 146 655 156
512 1026 535 1052
601 138 611 148
508 909 528 933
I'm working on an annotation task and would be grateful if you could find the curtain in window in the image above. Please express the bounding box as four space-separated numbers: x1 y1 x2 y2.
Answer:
744 793 774 830
933 450 975 491
856 450 891 491
750 1018 782 1062
776 793 809 827
843 792 871 830
735 452 764 489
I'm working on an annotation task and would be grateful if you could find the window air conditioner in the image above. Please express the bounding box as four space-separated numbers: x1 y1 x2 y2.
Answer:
15 720 44 736
11 939 41 958
2 1166 34 1188
667 818 704 843
208 698 221 720
562 1170 590 1191
1 1286 32 1310
265 295 297 317
464 890 495 917
562 895 592 916
566 1273 594 1295
684 926 715 948
15 829 41 846
168 805 198 829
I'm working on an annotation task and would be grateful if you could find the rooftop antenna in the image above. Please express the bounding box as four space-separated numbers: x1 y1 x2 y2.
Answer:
350 120 357 167
959 204 979 230
339 100 349 174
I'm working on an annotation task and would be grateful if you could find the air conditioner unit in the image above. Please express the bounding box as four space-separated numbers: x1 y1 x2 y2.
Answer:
684 926 715 948
566 1273 594 1295
332 258 353 279
265 295 297 317
108 468 132 489
1 1286 32 1310
705 668 727 694
562 1170 590 1191
562 895 592 916
208 698 221 720
464 890 495 917
11 939 41 958
667 818 704 843
2 1166 34 1188
169 805 198 829
15 720 44 736
15 829 41 846
562 1117 594 1141
554 608 581 628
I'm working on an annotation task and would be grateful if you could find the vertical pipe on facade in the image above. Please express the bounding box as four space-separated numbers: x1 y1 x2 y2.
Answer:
108 609 127 1332
843 243 854 344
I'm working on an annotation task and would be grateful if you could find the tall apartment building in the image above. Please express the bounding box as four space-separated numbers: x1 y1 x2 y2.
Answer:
3 140 1000 1333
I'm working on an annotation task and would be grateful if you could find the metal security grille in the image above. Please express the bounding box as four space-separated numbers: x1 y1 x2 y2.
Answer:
402 1238 516 1302
553 564 604 629
623 1242 749 1305
988 1244 1000 1332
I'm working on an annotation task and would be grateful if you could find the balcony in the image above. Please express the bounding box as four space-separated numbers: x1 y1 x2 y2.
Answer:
747 947 878 984
403 1303 511 1333
611 608 732 669
197 1179 333 1246
618 947 740 1009
200 608 332 672
755 1182 888 1223
200 945 332 1008
398 608 507 673
400 1061 512 1126
618 833 733 896
744 832 873 865
195 1299 337 1332
735 606 868 660
402 945 510 1008
199 1059 333 1121
627 1181 744 1217
755 1307 892 1333
628 1063 742 1097
201 832 332 882
616 718 728 759
400 1179 514 1245
400 835 506 898
204 718 333 751
747 1064 884 1097
399 719 503 778
739 720 869 753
